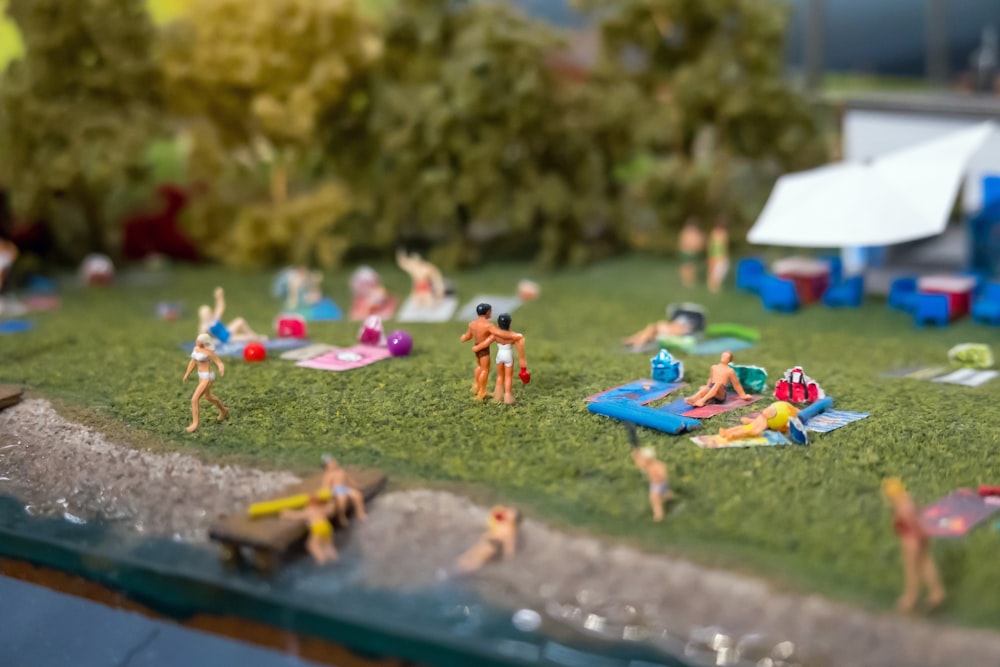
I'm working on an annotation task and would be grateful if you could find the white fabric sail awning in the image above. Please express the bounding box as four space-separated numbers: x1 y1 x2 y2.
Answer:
747 122 996 248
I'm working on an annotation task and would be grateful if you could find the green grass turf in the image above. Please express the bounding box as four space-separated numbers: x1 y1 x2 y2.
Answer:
2 256 999 626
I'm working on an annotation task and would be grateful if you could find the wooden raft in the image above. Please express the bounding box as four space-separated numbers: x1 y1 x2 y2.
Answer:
208 467 387 572
0 385 23 410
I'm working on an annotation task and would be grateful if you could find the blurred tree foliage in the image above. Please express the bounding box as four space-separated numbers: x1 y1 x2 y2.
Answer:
158 0 383 267
325 0 628 269
0 0 165 261
574 0 828 248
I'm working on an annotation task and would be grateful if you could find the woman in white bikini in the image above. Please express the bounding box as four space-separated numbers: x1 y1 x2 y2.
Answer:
182 333 229 432
473 313 527 405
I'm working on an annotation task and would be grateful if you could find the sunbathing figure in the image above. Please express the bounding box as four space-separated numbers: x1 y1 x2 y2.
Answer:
718 401 800 440
198 286 267 343
685 351 749 407
455 505 520 573
320 455 368 526
623 319 693 351
280 495 339 565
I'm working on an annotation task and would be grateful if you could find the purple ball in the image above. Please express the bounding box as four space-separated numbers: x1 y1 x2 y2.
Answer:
387 330 413 357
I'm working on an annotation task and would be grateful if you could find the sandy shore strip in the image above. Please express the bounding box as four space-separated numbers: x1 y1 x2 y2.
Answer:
1 399 998 667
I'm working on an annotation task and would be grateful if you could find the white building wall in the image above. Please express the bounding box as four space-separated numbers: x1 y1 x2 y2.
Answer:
843 110 1000 212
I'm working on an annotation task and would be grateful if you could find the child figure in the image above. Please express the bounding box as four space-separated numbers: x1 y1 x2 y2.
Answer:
281 495 339 565
472 313 528 405
631 447 672 521
706 217 729 293
882 478 945 613
455 506 520 573
678 219 705 288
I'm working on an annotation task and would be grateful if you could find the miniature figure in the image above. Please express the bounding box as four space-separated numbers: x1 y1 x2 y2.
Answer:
706 217 729 293
455 505 520 573
396 248 445 308
460 303 500 400
198 286 267 343
685 351 749 407
320 455 368 526
882 478 945 613
349 266 396 320
472 313 528 405
0 238 17 294
517 279 540 301
678 219 705 288
280 495 339 565
629 430 672 522
717 401 799 441
274 266 324 312
623 303 706 351
182 333 229 433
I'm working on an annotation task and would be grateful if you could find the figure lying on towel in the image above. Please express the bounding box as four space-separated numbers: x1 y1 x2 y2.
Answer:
718 401 806 444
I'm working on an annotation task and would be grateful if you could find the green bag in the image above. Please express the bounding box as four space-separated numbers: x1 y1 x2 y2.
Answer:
731 364 767 393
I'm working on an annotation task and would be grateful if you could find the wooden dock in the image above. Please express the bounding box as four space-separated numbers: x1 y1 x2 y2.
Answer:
208 467 387 572
0 386 23 410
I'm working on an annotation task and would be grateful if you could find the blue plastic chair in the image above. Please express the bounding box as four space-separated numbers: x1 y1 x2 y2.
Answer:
913 293 950 327
822 255 843 286
736 258 766 293
760 275 799 313
888 277 918 311
960 270 989 298
823 275 864 308
971 281 1000 324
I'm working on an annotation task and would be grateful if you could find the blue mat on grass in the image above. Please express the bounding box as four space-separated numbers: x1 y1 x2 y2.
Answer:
0 320 33 334
180 338 310 357
690 337 755 356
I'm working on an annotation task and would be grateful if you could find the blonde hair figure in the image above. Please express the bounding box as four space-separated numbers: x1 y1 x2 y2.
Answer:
882 478 945 613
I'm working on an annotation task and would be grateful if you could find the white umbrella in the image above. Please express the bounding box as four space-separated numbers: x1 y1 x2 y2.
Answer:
747 122 996 247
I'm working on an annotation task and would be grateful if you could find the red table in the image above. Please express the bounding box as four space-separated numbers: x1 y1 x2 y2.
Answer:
918 275 976 320
772 257 831 304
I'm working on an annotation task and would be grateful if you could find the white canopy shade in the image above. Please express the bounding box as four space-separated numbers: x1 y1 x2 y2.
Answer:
747 122 996 248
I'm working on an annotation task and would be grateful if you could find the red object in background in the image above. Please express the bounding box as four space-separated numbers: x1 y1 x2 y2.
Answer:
243 342 267 362
121 184 200 262
519 367 531 385
922 289 971 320
777 271 830 304
979 486 1000 497
275 316 307 339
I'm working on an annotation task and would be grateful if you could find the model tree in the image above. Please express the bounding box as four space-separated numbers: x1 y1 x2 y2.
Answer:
158 0 382 266
0 0 165 260
326 0 624 267
575 0 827 243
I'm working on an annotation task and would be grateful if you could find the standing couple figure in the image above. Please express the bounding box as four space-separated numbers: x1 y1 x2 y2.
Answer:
460 303 529 405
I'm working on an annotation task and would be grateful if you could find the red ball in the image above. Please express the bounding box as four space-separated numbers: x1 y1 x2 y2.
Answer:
243 342 267 362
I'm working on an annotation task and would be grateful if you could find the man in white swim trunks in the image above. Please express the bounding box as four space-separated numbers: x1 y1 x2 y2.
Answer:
472 312 528 405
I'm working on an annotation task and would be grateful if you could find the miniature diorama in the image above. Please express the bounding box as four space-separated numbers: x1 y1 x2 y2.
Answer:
4 1 1000 666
